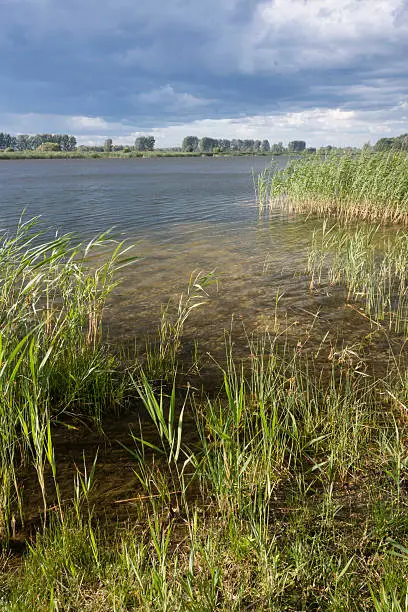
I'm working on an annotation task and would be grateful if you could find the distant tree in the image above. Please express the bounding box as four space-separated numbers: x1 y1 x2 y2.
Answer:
182 136 199 152
37 142 61 152
306 147 317 154
134 137 146 151
135 135 155 151
261 139 270 153
28 135 43 149
0 133 16 150
288 140 306 153
271 142 284 154
199 137 218 152
16 134 30 151
219 139 231 152
67 136 77 151
242 139 254 152
144 136 155 151
104 138 113 152
374 134 408 152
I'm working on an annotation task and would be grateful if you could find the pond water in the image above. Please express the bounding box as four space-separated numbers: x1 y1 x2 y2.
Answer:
0 156 375 366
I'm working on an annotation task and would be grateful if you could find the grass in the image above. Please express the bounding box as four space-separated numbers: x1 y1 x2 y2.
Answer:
307 221 408 335
2 334 408 610
1 213 408 609
0 150 274 161
258 150 408 224
0 216 136 539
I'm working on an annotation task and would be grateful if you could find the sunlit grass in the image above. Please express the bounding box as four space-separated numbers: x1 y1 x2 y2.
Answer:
2 212 408 609
258 151 408 224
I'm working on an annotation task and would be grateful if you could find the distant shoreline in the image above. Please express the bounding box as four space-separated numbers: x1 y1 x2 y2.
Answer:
0 150 291 161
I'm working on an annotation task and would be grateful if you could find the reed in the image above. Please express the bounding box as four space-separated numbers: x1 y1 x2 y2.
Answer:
307 221 408 335
258 151 408 224
3 216 408 608
0 216 135 541
143 270 216 380
4 332 408 610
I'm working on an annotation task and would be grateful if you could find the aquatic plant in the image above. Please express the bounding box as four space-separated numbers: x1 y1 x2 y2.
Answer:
3 214 408 609
258 151 408 224
0 216 135 540
3 332 408 610
307 221 408 335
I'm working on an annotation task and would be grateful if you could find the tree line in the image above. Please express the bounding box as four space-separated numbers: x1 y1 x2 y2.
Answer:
0 133 77 151
374 133 408 152
181 137 308 154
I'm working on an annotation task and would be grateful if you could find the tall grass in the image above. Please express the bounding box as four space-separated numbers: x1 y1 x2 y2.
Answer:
258 151 408 224
3 211 408 608
143 270 216 380
0 216 135 540
3 333 408 609
307 221 408 334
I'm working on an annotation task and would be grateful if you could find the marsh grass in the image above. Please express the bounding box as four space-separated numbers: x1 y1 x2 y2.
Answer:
0 216 136 540
258 151 408 224
143 270 216 380
307 221 408 335
3 332 408 610
3 213 408 608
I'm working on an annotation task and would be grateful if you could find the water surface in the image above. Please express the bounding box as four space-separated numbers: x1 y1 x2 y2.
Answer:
0 156 371 364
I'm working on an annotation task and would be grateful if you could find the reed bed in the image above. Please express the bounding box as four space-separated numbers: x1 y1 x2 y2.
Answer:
2 215 408 609
0 216 135 540
259 151 408 224
308 221 408 335
2 333 408 610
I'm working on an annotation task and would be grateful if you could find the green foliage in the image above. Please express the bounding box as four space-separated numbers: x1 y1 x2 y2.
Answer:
374 133 408 152
288 140 306 152
134 135 155 151
104 138 113 152
182 136 199 152
0 216 136 540
36 142 61 152
260 150 408 224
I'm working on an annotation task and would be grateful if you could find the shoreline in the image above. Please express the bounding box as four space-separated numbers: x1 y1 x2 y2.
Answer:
0 150 294 161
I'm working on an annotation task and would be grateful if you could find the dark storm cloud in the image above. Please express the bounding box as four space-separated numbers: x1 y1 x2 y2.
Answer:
0 0 407 144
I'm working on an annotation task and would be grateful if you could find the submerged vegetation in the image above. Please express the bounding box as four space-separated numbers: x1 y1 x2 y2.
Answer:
1 192 408 609
258 151 408 224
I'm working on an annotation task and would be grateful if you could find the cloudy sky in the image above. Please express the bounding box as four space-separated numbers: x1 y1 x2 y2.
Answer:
1 0 407 147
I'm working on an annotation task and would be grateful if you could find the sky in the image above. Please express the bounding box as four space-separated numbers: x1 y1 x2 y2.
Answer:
0 0 407 148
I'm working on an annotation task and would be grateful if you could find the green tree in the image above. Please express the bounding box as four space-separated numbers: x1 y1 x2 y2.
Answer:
182 136 199 152
145 136 155 151
288 140 306 153
135 135 155 151
16 135 30 151
271 142 284 154
199 137 218 152
37 142 61 152
68 136 77 151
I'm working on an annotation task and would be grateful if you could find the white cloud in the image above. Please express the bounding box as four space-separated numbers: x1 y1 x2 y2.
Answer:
137 85 212 109
1 100 407 148
224 0 408 74
70 116 109 130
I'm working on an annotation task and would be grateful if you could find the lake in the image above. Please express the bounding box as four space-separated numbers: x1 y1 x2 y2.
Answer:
0 156 361 365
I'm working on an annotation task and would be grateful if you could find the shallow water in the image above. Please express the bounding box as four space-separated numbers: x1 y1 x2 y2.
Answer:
0 156 392 367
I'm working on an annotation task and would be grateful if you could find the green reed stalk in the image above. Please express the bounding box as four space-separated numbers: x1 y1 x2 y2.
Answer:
258 151 408 224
